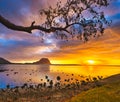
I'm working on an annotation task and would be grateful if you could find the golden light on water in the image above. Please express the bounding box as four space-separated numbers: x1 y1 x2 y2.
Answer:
50 65 120 77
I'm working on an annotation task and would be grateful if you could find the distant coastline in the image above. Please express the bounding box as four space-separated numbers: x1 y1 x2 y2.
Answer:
1 57 120 66
0 57 51 65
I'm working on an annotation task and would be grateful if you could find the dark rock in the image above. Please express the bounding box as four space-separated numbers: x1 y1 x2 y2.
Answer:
0 57 11 64
33 58 51 64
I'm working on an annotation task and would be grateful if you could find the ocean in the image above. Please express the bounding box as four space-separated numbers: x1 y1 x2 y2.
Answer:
0 64 120 88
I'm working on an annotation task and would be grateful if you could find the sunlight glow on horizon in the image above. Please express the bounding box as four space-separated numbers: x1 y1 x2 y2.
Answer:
87 60 96 65
11 55 120 65
0 0 120 66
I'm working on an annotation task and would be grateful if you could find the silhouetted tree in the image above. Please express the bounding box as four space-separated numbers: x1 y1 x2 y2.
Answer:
81 80 87 85
86 78 90 82
6 84 10 89
0 0 111 41
97 76 103 80
45 75 48 79
47 79 50 82
56 76 61 81
43 82 46 88
93 77 98 82
49 80 53 88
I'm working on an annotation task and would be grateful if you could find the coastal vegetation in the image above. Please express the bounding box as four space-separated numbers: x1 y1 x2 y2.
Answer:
67 74 120 102
0 73 119 102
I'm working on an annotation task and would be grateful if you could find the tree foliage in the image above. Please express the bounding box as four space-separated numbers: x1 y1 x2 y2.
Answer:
39 0 111 41
0 0 111 41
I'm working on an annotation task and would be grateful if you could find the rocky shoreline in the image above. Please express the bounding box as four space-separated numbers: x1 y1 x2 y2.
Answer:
0 75 104 102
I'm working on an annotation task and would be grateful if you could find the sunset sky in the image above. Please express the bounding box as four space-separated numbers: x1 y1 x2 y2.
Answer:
0 0 120 65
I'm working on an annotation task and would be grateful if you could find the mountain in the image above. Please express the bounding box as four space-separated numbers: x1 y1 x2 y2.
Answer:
0 57 11 64
33 58 51 64
0 57 51 64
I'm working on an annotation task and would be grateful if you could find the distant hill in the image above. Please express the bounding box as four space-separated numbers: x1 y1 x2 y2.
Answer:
0 57 51 64
0 57 11 64
33 58 51 64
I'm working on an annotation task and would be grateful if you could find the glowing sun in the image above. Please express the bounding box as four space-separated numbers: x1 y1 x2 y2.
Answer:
87 60 96 65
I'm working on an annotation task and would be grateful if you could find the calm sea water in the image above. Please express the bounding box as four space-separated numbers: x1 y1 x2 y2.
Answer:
0 64 120 88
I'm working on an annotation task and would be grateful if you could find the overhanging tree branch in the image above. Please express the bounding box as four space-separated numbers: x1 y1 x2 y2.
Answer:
0 14 69 33
0 0 111 41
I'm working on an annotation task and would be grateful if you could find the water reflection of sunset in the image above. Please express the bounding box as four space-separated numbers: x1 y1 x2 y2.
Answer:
50 65 120 77
0 65 120 88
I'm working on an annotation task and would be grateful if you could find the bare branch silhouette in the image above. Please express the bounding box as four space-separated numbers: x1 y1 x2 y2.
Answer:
0 0 111 41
